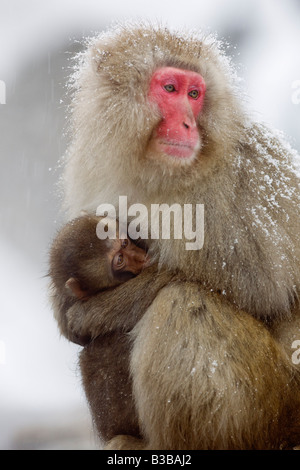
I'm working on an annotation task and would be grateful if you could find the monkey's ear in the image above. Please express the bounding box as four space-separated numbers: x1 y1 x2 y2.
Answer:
65 277 88 300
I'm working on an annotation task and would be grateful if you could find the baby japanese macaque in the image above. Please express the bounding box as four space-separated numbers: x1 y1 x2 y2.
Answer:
50 214 149 303
49 214 158 442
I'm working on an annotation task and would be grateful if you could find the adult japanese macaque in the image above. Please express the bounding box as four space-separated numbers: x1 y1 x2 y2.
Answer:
53 23 300 449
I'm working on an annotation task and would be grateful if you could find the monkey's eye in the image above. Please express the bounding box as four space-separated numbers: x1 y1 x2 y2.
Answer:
164 84 176 93
188 90 199 99
121 239 128 248
113 253 125 269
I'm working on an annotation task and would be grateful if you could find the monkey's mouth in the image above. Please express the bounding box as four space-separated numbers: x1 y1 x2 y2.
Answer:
158 139 196 159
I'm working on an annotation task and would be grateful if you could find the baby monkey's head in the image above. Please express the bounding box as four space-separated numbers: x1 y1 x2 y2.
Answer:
50 215 149 300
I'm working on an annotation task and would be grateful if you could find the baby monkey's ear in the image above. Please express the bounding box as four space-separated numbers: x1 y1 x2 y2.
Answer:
65 277 89 300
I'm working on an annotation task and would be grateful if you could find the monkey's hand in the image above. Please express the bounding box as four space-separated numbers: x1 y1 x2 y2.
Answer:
65 265 173 345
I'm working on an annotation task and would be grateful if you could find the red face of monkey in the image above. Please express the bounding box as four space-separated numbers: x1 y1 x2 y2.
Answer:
148 67 206 162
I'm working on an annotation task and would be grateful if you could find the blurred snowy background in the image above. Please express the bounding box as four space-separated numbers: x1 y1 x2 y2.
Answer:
0 0 299 450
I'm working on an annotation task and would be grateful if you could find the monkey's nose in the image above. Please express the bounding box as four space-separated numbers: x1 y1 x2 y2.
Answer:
182 119 197 132
182 106 197 130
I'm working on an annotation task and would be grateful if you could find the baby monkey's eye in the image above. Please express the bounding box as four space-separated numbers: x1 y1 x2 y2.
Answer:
113 253 124 268
164 84 176 92
121 239 129 248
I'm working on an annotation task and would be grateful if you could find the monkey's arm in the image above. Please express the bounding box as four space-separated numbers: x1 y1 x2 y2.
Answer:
60 265 173 345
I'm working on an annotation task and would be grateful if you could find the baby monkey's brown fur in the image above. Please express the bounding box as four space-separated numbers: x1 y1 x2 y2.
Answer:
49 215 173 440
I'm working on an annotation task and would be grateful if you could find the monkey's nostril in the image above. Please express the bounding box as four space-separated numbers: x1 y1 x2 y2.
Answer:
183 122 189 129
